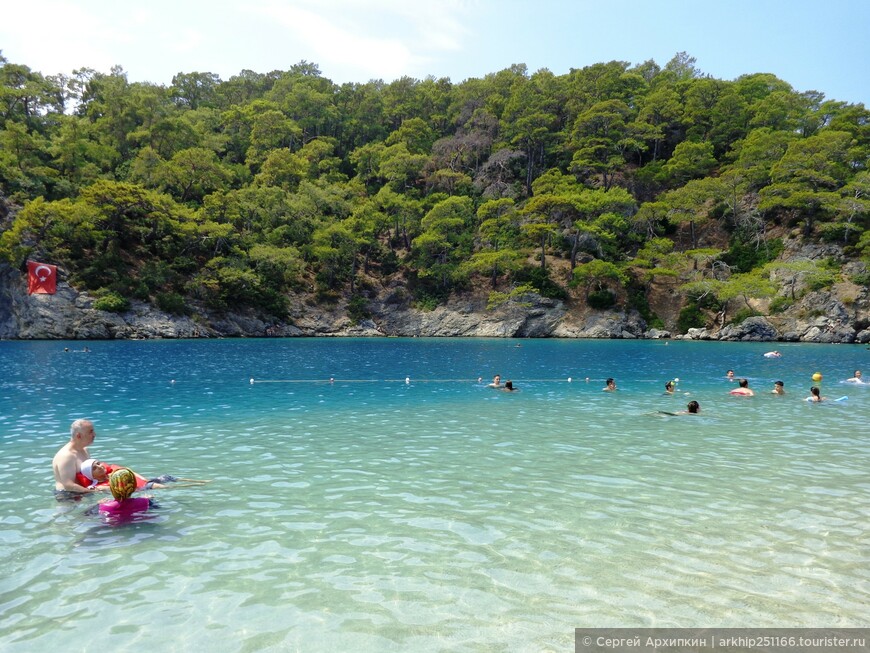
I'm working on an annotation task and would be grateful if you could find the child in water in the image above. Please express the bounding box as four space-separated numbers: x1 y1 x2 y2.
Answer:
99 468 155 519
79 459 152 489
80 458 205 490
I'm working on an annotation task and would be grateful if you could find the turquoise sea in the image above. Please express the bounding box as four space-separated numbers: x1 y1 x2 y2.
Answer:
1 338 868 652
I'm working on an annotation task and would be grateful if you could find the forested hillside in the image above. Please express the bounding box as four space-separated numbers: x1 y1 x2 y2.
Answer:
1 51 868 334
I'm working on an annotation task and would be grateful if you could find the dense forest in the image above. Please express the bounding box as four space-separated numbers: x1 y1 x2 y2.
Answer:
1 51 868 332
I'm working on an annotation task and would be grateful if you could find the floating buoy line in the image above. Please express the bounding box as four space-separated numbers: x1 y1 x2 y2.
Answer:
247 377 678 385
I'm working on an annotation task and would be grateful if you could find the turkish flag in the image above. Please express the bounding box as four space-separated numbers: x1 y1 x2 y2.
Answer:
27 261 57 294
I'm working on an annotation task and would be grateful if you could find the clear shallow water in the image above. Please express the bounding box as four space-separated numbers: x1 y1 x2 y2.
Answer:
1 338 868 652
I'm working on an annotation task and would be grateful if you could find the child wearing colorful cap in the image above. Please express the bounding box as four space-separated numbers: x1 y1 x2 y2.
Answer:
98 468 154 518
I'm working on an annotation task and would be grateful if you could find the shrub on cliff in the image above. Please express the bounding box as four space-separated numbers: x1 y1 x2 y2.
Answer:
93 291 130 313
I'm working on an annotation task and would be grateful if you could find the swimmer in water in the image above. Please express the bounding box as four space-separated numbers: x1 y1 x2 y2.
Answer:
603 378 617 392
807 386 826 402
79 459 208 490
502 380 517 392
488 374 502 388
659 400 699 416
845 370 863 383
729 378 754 396
772 380 785 395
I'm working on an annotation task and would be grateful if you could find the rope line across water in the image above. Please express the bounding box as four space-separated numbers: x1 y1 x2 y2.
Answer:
247 377 669 384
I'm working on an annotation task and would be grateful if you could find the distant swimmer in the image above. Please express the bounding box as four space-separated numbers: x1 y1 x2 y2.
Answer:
664 380 675 394
772 380 785 395
603 378 617 392
726 370 735 380
488 374 502 388
807 386 826 402
763 350 782 358
730 378 754 396
845 370 864 384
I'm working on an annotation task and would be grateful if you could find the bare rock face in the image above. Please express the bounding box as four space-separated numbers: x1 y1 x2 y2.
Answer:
552 311 646 339
0 266 214 340
2 259 868 343
369 293 571 338
717 316 779 342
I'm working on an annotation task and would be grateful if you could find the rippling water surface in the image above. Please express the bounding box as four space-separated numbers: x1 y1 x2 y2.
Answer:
1 338 868 652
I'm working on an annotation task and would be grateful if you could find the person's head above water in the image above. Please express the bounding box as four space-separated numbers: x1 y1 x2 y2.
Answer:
80 459 111 482
80 458 96 480
70 418 96 448
686 400 699 414
109 468 137 501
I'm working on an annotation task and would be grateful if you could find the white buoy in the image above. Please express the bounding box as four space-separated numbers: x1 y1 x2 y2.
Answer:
405 377 410 384
568 377 572 383
249 378 254 384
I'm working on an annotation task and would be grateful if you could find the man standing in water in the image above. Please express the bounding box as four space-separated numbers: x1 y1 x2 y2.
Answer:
52 418 100 499
729 378 755 397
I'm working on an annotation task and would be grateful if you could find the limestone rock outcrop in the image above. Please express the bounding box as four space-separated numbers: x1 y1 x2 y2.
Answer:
2 260 868 343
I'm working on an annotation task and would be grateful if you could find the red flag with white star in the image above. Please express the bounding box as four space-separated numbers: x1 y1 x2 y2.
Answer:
27 261 57 294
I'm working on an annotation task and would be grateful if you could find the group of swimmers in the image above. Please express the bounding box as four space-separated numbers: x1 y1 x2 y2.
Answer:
513 366 864 413
724 369 863 402
485 374 703 414
658 367 862 412
51 418 208 519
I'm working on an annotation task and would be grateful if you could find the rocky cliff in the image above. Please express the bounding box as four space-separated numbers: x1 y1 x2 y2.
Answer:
2 257 868 342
